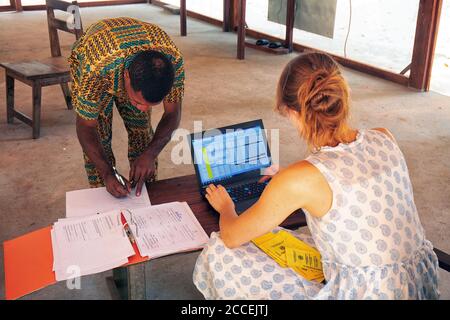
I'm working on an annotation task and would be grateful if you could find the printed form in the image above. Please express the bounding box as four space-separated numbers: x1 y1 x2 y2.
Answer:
124 202 209 259
51 210 134 281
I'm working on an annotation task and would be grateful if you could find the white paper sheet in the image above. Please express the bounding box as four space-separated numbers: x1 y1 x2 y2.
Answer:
124 202 209 259
52 210 135 281
65 184 151 218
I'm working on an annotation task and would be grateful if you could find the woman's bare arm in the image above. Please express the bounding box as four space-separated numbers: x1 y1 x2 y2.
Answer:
207 161 332 248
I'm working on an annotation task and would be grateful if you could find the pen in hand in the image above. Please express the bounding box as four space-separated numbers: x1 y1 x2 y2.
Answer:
112 166 130 193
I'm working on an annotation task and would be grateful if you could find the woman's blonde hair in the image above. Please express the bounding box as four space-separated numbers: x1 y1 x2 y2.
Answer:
276 52 352 151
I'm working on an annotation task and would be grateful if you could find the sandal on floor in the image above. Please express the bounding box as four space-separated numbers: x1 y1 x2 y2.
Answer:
268 41 282 49
256 39 269 46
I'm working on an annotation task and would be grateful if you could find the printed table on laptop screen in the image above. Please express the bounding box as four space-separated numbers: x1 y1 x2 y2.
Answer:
192 126 271 185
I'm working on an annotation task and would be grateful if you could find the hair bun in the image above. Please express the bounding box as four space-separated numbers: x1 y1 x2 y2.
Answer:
275 52 350 150
306 70 342 115
309 91 330 112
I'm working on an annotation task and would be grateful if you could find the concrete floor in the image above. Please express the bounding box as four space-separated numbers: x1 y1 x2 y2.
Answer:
0 4 449 300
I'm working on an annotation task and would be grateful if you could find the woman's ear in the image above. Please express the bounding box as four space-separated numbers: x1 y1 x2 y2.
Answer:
287 108 303 133
286 107 299 120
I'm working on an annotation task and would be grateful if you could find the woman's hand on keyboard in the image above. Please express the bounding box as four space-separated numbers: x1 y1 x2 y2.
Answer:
205 184 236 215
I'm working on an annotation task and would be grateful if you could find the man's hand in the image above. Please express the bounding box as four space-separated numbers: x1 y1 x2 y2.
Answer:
128 100 181 197
104 172 131 198
76 115 132 198
129 151 156 197
205 184 236 215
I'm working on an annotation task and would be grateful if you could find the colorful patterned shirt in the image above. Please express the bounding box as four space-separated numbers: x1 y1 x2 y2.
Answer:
69 17 185 121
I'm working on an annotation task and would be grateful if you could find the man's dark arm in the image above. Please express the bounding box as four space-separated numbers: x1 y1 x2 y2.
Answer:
76 115 130 197
130 100 182 195
147 100 182 159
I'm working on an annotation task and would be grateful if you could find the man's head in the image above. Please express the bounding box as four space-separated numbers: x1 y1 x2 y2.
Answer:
124 50 175 112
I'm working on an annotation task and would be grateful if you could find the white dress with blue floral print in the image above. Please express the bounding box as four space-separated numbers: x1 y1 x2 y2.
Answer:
193 129 440 300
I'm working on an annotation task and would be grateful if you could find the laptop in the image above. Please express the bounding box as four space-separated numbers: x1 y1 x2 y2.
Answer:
189 119 272 213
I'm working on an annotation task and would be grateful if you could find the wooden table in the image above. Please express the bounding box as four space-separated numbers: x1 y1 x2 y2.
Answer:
112 174 306 299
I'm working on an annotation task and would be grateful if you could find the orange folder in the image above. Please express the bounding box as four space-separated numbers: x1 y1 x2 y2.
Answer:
4 216 150 300
3 226 56 300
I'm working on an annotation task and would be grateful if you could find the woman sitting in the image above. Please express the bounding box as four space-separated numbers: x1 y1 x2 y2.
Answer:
193 52 440 300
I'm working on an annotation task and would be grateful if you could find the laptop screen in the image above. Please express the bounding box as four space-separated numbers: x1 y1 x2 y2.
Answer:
190 120 271 186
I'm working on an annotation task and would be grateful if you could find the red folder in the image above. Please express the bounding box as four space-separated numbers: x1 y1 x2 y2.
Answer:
4 216 150 300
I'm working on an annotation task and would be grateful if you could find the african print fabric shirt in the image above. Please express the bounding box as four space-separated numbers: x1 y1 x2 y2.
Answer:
69 17 185 121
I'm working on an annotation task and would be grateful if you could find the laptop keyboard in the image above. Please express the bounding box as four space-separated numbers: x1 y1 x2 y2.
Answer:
226 180 269 202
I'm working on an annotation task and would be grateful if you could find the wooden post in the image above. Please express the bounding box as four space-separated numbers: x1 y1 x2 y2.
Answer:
6 74 14 124
230 0 240 31
14 0 23 11
180 0 187 36
223 0 231 32
409 0 443 91
285 0 295 53
237 0 246 59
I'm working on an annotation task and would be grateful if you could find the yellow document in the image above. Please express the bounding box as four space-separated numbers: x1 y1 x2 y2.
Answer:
285 247 322 270
251 232 277 246
286 247 324 282
252 230 325 282
252 231 288 267
283 232 320 255
258 232 289 267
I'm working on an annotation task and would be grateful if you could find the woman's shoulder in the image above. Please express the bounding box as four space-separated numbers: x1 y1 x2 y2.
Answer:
370 127 397 143
271 160 332 217
283 160 321 175
272 160 325 192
